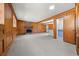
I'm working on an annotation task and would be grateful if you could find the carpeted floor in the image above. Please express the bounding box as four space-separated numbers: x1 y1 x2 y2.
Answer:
7 33 77 56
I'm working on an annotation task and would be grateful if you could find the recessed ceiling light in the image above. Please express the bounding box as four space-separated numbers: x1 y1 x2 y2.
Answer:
49 5 55 10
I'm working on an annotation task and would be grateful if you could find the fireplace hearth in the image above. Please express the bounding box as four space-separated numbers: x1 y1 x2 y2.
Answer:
27 29 32 33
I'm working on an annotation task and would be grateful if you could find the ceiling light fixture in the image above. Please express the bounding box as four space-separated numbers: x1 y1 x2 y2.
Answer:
49 5 55 10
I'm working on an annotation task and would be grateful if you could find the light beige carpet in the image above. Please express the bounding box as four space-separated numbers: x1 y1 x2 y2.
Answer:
7 33 77 56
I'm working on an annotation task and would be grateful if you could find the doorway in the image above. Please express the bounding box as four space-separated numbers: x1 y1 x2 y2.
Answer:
56 18 63 41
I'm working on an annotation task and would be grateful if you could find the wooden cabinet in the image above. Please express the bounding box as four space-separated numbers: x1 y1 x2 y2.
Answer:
63 14 76 44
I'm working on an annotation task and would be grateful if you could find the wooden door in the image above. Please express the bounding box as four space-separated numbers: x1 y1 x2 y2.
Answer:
63 14 76 44
4 4 13 50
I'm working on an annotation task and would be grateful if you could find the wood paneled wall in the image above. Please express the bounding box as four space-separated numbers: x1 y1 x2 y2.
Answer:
32 23 46 33
32 22 39 33
0 4 4 55
0 25 4 55
53 20 57 39
63 14 76 44
75 3 79 55
4 4 13 52
39 8 75 23
17 20 26 35
10 4 17 41
0 3 17 55
0 3 78 55
0 4 4 24
48 24 54 29
12 14 17 40
38 23 46 32
17 21 46 34
54 9 75 41
39 8 75 40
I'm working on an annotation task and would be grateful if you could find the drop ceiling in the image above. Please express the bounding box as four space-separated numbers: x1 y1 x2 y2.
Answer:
12 3 75 22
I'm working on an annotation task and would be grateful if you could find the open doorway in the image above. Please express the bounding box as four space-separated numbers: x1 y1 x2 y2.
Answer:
56 18 63 41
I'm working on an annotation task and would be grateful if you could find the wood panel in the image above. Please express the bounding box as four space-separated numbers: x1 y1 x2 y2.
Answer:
32 23 46 33
12 14 17 40
17 20 26 35
48 24 53 29
75 3 79 55
9 4 17 41
38 23 46 32
0 25 4 55
4 3 13 52
39 8 75 39
12 28 17 41
0 4 5 55
32 22 38 33
0 3 17 55
53 20 57 39
0 4 4 24
63 14 76 44
0 41 3 55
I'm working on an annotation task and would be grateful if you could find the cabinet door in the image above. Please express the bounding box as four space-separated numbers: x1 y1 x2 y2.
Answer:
63 14 76 44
